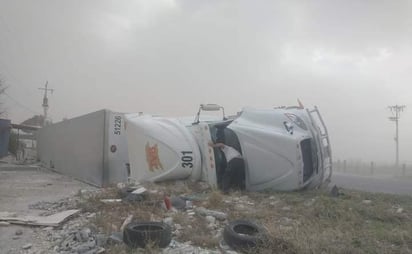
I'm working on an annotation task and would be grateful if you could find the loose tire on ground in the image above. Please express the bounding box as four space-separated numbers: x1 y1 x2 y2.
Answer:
123 221 172 248
223 220 268 250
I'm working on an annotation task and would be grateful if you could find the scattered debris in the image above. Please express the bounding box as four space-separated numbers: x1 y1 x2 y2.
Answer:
282 206 291 211
100 199 122 204
170 196 187 210
163 217 174 226
0 212 16 217
132 186 147 195
164 240 222 254
0 209 80 227
29 198 77 215
22 243 32 250
330 185 340 197
362 200 372 205
304 198 316 207
195 207 228 221
123 221 172 248
55 226 105 253
0 221 10 226
120 214 134 232
223 220 269 251
164 195 172 210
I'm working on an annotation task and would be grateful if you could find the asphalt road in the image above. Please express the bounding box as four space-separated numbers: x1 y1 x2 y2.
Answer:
331 172 412 195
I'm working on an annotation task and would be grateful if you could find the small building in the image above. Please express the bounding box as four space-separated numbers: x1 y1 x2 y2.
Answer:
0 119 11 158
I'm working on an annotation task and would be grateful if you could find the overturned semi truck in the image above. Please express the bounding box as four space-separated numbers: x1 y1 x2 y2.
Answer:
125 103 332 191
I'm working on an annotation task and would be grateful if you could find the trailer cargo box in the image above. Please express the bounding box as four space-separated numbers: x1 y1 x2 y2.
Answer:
37 109 129 186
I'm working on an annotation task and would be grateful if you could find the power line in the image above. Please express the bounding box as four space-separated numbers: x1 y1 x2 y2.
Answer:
3 91 41 115
38 81 54 125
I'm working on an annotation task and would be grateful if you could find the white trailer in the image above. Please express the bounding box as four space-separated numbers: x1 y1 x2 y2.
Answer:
37 109 129 187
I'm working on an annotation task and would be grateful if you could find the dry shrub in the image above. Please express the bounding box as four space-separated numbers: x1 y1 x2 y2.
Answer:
206 190 224 209
175 215 219 248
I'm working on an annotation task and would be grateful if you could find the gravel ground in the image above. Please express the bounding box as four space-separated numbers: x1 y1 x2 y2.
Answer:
0 163 96 254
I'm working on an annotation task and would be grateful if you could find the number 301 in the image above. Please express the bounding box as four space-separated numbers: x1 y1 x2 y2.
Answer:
181 151 193 168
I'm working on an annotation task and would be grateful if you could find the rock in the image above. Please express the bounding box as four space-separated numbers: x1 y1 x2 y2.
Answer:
195 207 227 221
86 213 96 218
304 198 316 207
185 200 193 209
116 182 126 189
163 240 220 254
96 247 106 254
279 217 293 225
270 200 280 206
279 225 293 231
171 196 187 210
396 208 404 213
0 221 10 226
207 223 215 230
205 215 216 225
80 228 91 241
186 210 196 216
72 241 95 253
362 200 372 204
163 217 174 226
107 232 123 245
282 206 291 211
80 189 90 194
330 185 340 197
12 236 20 240
234 204 246 210
15 229 23 235
60 234 76 249
124 192 145 202
95 233 108 247
175 224 183 230
22 243 32 250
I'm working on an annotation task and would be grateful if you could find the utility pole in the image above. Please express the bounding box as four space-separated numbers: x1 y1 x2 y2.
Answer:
39 81 54 126
388 105 406 168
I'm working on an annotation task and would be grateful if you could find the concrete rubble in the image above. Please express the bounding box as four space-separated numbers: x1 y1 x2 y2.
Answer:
1 181 246 253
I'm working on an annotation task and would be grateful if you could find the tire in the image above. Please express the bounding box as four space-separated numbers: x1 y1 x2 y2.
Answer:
123 221 172 248
223 220 268 251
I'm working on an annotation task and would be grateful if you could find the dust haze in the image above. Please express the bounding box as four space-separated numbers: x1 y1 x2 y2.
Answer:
1 0 411 164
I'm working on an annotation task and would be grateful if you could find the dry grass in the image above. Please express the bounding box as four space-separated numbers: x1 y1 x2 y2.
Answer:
231 190 412 254
206 190 224 209
76 182 412 254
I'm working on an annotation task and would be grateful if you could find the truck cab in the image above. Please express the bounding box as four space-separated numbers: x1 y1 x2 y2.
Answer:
124 104 332 191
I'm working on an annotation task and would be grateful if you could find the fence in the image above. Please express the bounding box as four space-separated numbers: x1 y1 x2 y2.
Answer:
333 160 412 177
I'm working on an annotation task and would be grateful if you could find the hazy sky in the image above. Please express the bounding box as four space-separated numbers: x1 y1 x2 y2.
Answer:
0 0 411 163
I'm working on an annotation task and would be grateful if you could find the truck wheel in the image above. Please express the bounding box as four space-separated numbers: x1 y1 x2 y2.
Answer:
223 220 268 250
123 221 172 248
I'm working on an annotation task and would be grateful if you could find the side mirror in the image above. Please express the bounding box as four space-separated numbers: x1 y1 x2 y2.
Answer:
193 104 226 124
200 104 222 111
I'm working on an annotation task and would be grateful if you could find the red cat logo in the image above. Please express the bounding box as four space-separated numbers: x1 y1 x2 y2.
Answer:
145 143 163 171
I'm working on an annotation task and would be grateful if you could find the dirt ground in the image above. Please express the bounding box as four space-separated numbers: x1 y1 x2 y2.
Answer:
0 163 95 254
1 162 411 254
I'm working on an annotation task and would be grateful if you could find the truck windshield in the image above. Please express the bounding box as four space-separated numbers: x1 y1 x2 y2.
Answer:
208 122 242 189
301 138 318 182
